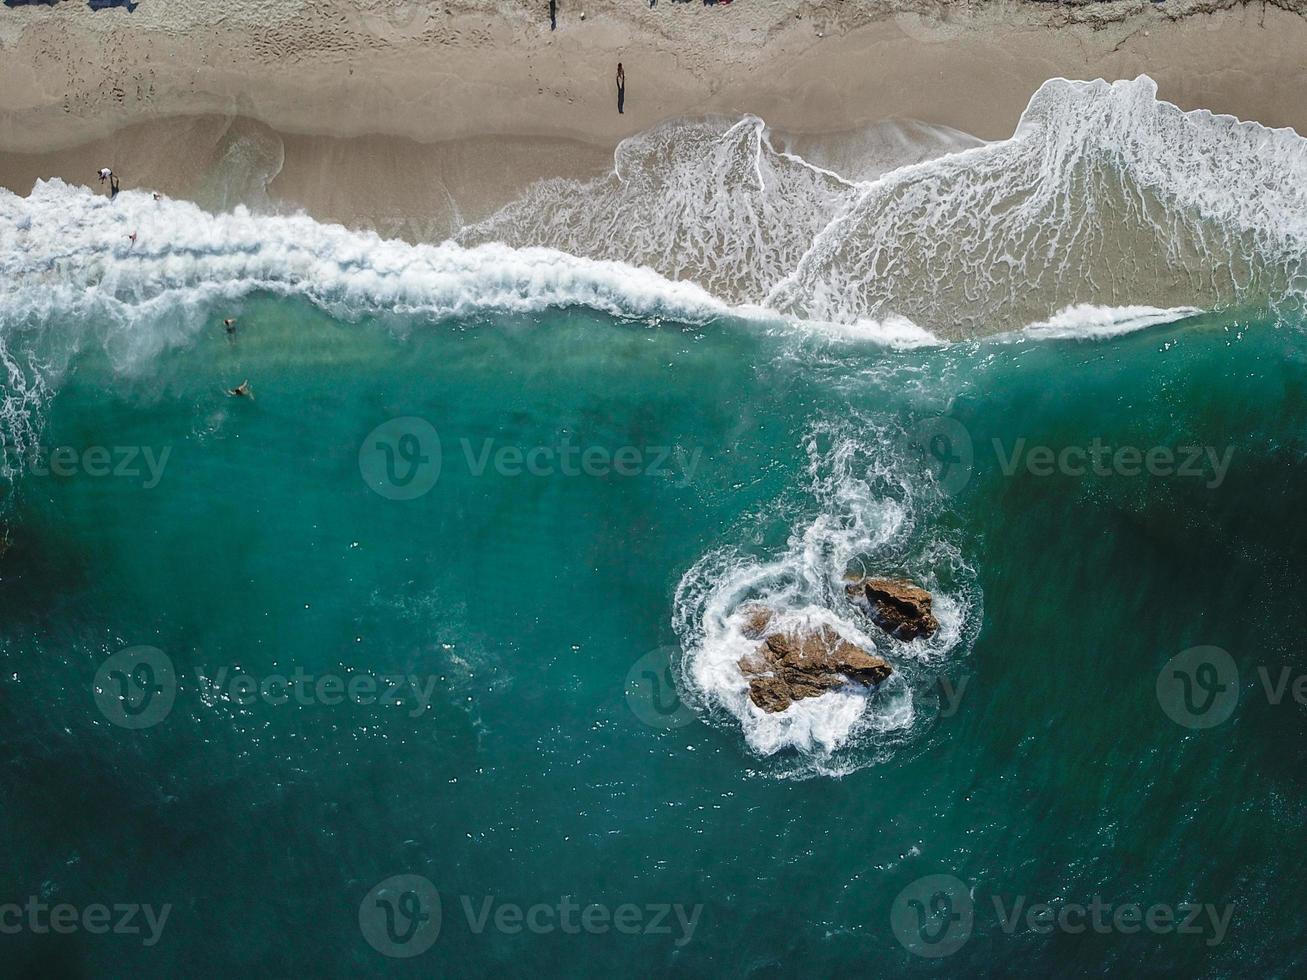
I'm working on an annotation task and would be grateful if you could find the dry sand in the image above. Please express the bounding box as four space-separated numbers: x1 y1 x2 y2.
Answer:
2 0 1306 235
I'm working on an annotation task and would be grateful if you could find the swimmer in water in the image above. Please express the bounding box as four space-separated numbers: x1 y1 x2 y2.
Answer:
227 380 252 398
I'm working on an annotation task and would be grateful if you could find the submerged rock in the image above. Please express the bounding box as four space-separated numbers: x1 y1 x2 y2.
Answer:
845 578 940 641
736 609 892 713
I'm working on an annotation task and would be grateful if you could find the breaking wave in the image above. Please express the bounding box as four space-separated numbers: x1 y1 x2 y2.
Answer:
468 75 1307 337
0 180 741 347
5 75 1304 351
459 115 862 303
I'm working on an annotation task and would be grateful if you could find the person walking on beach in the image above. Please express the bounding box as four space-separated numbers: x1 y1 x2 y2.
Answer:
616 63 626 114
549 0 556 30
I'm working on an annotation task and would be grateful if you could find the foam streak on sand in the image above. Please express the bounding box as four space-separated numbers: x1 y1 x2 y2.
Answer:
5 75 1307 355
768 77 1307 332
464 76 1307 335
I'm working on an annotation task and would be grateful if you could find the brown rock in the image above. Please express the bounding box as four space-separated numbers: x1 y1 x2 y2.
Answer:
738 604 775 640
737 621 892 713
846 578 939 641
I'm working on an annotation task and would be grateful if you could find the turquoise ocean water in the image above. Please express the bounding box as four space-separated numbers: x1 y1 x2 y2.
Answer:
2 294 1305 976
4 74 1307 977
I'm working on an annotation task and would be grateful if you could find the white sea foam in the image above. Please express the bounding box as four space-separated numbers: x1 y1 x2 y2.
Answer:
671 423 980 779
800 314 944 348
0 337 52 490
769 76 1307 335
770 117 986 185
1010 303 1203 341
7 75 1306 348
0 179 741 352
455 76 1307 338
458 116 861 304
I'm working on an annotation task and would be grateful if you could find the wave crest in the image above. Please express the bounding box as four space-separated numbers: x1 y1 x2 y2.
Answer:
768 76 1307 334
458 116 860 304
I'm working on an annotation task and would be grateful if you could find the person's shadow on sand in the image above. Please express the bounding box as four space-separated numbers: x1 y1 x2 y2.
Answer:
616 63 626 114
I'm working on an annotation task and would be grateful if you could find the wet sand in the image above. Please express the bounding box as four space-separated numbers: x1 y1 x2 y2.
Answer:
2 0 1306 234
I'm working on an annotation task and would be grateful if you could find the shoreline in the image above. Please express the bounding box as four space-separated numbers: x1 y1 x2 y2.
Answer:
3 1 1307 234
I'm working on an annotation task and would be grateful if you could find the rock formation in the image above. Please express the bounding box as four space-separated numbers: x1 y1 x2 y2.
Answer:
845 577 939 641
736 606 892 713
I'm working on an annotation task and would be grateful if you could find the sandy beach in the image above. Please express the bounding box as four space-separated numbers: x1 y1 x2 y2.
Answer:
3 0 1307 234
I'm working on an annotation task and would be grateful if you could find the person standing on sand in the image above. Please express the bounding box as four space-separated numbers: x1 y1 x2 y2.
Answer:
98 167 113 184
616 63 626 114
549 0 556 30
